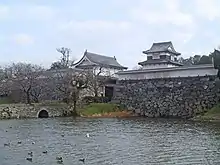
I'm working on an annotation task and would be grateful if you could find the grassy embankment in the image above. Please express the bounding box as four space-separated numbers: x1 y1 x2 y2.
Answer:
193 103 220 122
0 97 135 118
0 97 14 104
78 103 136 118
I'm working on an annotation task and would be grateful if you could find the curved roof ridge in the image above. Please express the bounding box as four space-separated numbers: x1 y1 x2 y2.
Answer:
143 41 181 55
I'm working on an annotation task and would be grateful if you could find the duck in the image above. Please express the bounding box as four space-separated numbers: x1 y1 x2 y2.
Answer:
61 134 64 137
28 152 33 157
56 156 63 161
26 157 32 162
79 158 85 163
17 141 22 144
4 143 10 147
42 151 47 154
57 159 63 164
56 157 63 164
86 133 90 138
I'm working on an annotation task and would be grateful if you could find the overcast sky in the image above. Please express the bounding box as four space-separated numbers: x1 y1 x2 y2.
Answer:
0 0 220 69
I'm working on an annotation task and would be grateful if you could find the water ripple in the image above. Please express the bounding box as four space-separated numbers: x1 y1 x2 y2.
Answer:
0 118 220 165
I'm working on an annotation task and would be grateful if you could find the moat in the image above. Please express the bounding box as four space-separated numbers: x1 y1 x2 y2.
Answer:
0 117 220 165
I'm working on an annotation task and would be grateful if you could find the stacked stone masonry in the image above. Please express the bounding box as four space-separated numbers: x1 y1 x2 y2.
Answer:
114 76 220 118
0 104 71 119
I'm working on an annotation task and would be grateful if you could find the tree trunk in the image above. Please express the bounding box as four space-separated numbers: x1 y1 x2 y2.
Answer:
26 92 31 104
71 90 79 116
72 100 77 116
94 89 98 97
34 97 39 103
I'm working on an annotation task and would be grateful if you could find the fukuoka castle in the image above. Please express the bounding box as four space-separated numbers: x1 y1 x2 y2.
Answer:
118 41 217 80
74 41 217 80
138 41 183 69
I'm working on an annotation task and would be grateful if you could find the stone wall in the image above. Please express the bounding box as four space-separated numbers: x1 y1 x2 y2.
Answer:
0 103 71 119
114 76 220 118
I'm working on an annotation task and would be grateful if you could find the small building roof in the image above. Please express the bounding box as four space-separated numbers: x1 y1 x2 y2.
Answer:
74 50 127 69
143 41 181 55
138 59 183 66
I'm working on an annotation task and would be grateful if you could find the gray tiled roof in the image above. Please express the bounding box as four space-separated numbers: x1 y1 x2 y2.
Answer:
138 59 183 66
84 51 127 69
143 41 181 55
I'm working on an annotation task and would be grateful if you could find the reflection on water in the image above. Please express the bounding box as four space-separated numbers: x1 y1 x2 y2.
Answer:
0 117 220 165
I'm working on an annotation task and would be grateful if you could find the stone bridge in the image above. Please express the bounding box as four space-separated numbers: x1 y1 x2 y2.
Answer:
0 104 70 119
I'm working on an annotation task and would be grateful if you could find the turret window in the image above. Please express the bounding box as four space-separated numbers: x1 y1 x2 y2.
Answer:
147 56 153 60
160 55 166 59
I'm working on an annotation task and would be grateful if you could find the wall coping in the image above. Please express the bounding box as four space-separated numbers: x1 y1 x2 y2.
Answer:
116 64 216 75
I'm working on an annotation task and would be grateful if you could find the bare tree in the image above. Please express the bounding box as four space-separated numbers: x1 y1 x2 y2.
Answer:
30 78 49 103
51 68 88 115
5 63 44 104
50 47 74 70
86 66 106 97
85 65 118 98
49 47 88 115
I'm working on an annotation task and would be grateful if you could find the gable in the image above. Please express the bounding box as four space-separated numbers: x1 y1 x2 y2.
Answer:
79 58 92 66
168 46 172 51
75 56 95 68
74 51 127 69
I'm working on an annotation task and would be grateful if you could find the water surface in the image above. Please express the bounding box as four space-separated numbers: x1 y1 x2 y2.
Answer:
0 117 220 165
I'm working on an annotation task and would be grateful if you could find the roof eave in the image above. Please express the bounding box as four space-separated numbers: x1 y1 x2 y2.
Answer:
138 62 145 66
143 50 181 55
138 60 183 66
94 61 127 70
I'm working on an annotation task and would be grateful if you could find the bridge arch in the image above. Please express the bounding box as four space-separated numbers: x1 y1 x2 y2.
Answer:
38 109 49 118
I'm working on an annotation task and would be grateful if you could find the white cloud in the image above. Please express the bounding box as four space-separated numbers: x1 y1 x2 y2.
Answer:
131 0 194 27
0 5 9 19
172 31 194 44
1 5 57 21
60 20 132 32
194 0 220 21
27 5 56 20
12 33 34 45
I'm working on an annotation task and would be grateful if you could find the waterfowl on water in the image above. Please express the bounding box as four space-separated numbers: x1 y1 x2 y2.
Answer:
4 143 10 147
79 158 85 163
56 157 63 164
56 156 63 160
57 159 63 164
28 152 33 157
17 141 22 144
42 151 47 154
26 157 32 162
86 133 90 138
